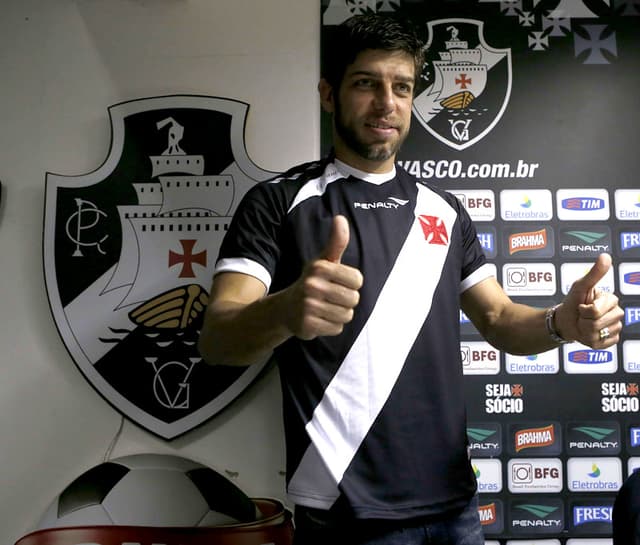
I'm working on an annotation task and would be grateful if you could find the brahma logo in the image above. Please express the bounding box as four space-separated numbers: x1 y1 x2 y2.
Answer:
515 424 556 453
478 501 497 526
412 19 511 151
601 381 639 413
557 189 610 221
418 215 449 245
507 228 553 257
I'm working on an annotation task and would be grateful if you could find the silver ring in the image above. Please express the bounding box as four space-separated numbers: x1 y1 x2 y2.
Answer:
599 327 611 340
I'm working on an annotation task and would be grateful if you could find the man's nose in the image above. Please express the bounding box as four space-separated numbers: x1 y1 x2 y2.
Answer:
373 83 395 111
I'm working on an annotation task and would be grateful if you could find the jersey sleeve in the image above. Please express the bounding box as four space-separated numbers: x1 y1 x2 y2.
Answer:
453 194 494 292
214 182 287 291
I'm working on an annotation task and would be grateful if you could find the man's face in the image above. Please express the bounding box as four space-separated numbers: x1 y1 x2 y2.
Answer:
322 49 416 173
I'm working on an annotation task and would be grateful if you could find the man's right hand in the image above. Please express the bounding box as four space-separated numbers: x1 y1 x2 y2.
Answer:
283 215 364 340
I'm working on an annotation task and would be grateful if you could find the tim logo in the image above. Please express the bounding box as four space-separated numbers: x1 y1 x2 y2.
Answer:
562 197 606 211
624 271 640 286
570 350 613 364
418 215 449 245
412 19 511 150
43 96 275 439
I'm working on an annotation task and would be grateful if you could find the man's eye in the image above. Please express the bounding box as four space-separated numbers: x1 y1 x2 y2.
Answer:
355 79 374 88
395 83 412 94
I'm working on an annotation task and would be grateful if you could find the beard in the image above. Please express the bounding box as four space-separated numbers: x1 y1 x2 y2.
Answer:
333 96 408 163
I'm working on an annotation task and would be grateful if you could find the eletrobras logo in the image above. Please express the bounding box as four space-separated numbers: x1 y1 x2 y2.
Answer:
615 189 640 220
624 340 640 373
504 351 560 375
472 458 502 493
509 498 564 535
561 262 616 295
566 422 621 455
500 189 553 221
567 457 622 492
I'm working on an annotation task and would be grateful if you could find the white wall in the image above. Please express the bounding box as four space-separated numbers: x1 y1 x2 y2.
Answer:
0 1 319 542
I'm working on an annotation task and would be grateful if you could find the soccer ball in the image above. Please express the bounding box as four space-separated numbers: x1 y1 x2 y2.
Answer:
37 453 260 528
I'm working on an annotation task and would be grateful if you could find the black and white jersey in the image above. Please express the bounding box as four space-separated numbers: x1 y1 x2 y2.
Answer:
215 155 493 520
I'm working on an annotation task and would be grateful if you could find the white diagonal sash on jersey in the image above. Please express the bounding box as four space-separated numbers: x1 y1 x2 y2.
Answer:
288 185 457 505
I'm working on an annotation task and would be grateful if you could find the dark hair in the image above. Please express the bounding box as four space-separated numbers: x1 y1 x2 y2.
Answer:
321 13 425 91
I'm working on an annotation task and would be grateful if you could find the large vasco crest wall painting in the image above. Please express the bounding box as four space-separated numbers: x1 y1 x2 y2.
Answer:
43 95 275 439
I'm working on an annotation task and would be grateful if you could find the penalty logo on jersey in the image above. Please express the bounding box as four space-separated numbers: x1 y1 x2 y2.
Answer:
43 95 275 439
413 19 512 151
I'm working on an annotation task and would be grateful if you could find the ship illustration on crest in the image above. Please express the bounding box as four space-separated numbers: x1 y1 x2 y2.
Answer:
432 25 487 110
105 116 233 326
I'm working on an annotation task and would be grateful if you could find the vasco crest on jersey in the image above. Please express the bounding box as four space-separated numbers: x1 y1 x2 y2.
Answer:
43 95 275 439
413 19 512 151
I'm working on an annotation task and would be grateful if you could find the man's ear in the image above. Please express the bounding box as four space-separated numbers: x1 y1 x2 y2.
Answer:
318 78 335 114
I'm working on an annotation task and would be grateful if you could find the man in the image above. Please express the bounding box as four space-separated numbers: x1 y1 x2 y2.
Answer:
198 13 623 545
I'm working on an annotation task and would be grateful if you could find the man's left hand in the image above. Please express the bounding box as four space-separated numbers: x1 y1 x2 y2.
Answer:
555 253 624 348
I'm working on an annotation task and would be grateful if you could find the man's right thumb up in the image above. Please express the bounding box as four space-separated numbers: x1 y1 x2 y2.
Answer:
320 215 350 264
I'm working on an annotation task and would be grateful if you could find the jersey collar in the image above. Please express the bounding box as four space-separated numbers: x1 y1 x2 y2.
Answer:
333 157 396 185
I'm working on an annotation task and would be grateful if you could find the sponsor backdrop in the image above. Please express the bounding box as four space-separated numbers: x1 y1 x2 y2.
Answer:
320 1 639 544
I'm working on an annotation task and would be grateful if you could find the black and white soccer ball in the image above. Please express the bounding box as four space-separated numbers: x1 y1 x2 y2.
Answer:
37 453 260 528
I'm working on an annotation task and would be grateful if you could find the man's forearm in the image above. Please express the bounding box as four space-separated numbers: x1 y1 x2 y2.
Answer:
198 293 293 367
482 302 562 356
